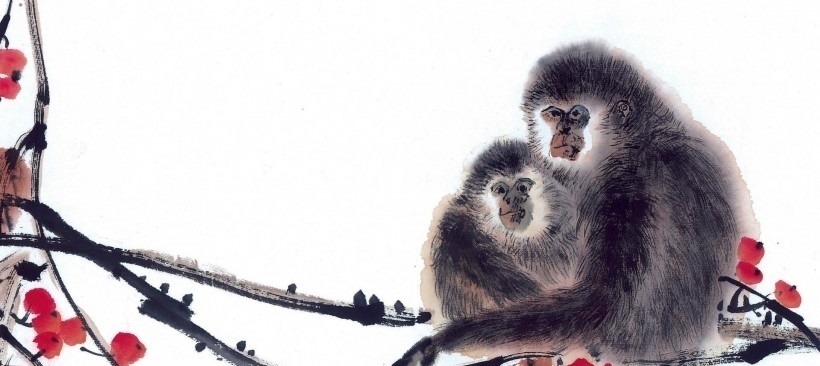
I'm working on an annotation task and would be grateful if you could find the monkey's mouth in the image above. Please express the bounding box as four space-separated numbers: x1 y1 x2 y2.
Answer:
499 208 527 230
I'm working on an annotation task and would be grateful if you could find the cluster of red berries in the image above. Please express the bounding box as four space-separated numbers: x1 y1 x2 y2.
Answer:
23 288 147 364
0 48 25 99
734 237 801 308
24 288 87 359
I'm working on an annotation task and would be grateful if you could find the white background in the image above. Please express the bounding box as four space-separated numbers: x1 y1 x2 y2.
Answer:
1 1 819 365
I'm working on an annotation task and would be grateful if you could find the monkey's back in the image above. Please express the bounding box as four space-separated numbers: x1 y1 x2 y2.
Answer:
524 42 758 357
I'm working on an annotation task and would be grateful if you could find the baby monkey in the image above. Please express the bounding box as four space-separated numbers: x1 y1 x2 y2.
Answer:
422 139 577 322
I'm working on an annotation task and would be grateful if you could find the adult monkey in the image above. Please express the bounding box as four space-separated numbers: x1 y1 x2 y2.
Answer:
396 41 758 365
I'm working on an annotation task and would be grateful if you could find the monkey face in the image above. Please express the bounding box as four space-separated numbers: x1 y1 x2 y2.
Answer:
540 104 590 161
529 100 603 162
489 177 535 231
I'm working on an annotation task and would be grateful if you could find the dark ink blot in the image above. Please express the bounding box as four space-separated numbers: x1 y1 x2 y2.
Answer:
160 283 170 294
13 261 47 281
557 357 563 366
394 300 405 313
416 312 431 323
286 283 296 294
774 314 783 325
368 294 381 306
737 339 788 364
717 300 723 311
236 340 246 352
353 290 367 307
248 350 255 356
195 342 206 352
138 275 147 280
182 294 193 306
762 311 772 326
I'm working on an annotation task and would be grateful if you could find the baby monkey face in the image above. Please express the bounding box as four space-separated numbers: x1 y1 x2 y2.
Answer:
490 177 535 231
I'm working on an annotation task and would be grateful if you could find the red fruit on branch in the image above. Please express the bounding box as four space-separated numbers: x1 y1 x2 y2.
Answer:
33 332 64 359
32 311 62 334
111 332 147 365
736 261 763 285
568 358 595 366
0 77 21 99
0 49 26 75
60 317 87 346
737 237 764 265
23 288 56 315
774 280 802 308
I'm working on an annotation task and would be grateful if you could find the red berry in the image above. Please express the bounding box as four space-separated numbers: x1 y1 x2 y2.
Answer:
111 332 147 366
736 261 763 285
32 311 62 334
0 49 26 75
0 77 21 99
737 237 764 265
774 280 802 308
23 288 56 315
568 358 595 366
60 317 87 346
33 332 64 359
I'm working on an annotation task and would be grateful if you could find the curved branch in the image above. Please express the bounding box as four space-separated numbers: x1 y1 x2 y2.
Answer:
0 196 429 328
0 196 268 365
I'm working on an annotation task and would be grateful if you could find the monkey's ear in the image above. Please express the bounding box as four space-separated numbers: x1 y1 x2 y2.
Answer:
514 178 535 194
541 106 565 124
610 100 633 127
490 181 510 196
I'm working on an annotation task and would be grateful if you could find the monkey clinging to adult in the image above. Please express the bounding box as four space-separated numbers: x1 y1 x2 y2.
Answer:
398 41 758 366
420 139 577 322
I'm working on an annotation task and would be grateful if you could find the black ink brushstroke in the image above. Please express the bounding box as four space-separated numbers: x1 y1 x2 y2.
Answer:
0 197 265 365
45 250 118 365
22 0 49 204
0 325 43 366
720 276 820 351
0 0 12 48
12 260 47 281
0 231 424 327
0 199 424 327
737 339 789 364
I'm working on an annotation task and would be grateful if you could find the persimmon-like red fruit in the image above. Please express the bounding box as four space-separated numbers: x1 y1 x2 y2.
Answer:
32 311 62 334
23 288 56 315
0 49 26 75
737 237 764 265
568 358 595 366
0 77 21 99
736 261 763 285
33 331 64 359
60 317 87 346
774 280 802 308
111 332 147 365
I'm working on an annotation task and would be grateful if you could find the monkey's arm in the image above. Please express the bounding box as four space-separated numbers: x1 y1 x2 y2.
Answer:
431 209 545 320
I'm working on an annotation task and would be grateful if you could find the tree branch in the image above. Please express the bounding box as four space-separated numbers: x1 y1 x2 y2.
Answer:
0 325 43 366
1 197 269 365
0 199 428 327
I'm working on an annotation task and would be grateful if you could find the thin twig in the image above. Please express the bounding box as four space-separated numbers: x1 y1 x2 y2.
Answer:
0 325 43 366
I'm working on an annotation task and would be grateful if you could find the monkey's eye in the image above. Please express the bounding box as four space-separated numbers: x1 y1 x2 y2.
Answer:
541 106 565 121
491 182 509 196
514 178 535 194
